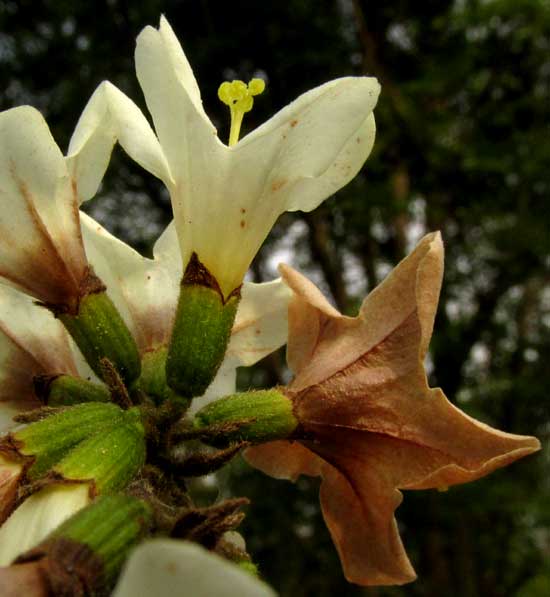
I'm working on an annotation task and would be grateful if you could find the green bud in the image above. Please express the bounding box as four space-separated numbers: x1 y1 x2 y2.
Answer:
8 403 126 480
15 495 152 593
135 346 189 408
52 410 146 494
166 253 240 399
193 389 298 445
59 290 141 387
34 374 111 406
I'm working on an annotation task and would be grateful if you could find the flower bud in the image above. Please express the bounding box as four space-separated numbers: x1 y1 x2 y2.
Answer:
13 495 152 594
4 402 126 480
135 346 188 408
193 389 298 446
166 254 240 399
51 409 146 495
58 290 141 387
33 374 111 407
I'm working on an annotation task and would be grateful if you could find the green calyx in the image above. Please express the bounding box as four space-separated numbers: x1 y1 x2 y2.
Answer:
59 290 141 387
10 402 126 480
52 408 146 494
135 346 189 408
16 495 152 592
34 374 111 406
166 253 240 399
193 389 298 446
49 494 152 583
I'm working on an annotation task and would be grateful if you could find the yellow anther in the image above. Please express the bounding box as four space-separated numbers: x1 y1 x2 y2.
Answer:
217 78 266 146
248 78 266 96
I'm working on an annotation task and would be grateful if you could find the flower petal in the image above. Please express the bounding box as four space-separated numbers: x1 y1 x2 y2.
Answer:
80 213 179 352
358 231 443 361
238 78 379 213
135 18 219 179
190 363 237 415
0 284 82 427
0 483 90 565
0 106 87 304
245 440 324 482
244 439 414 586
112 539 276 597
282 232 442 390
278 263 341 375
0 458 23 525
315 447 416 586
227 279 292 367
67 81 173 201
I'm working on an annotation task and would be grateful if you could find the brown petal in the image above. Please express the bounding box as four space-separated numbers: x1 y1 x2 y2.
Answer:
281 233 443 391
278 264 341 376
0 461 23 524
307 422 538 584
359 232 443 361
0 562 49 597
317 458 416 586
245 440 417 585
244 440 323 481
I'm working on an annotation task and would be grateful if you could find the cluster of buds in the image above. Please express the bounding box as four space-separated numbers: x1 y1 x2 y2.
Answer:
0 14 540 597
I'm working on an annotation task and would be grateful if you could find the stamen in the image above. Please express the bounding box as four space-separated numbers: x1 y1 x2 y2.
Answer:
218 78 266 146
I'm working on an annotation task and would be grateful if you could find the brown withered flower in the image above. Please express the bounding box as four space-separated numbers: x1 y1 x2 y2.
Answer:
245 232 540 586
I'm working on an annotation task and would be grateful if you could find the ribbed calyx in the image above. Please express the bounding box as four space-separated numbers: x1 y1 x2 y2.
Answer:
51 408 146 495
33 374 111 407
2 403 126 480
193 389 298 446
166 253 240 399
1 403 146 495
58 289 141 387
15 495 152 595
135 346 188 408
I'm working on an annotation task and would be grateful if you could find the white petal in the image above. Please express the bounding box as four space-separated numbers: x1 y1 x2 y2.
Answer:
113 539 276 597
0 106 87 304
0 283 84 428
80 213 178 352
67 81 173 202
135 20 220 181
158 16 204 112
282 112 376 212
189 362 237 415
152 220 182 280
227 279 291 367
178 78 380 295
0 483 90 565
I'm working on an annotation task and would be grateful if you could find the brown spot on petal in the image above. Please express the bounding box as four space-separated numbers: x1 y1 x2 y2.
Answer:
271 179 287 193
290 119 298 127
240 208 246 214
240 220 246 229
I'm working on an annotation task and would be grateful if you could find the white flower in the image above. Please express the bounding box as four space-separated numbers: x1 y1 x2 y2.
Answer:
68 16 380 297
113 539 276 597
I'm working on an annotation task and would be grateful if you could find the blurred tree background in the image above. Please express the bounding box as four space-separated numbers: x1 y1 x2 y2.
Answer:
1 0 549 595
